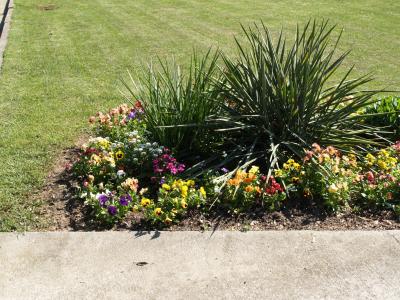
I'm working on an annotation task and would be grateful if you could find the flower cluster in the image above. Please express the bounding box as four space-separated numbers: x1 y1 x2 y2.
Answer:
225 166 286 211
73 104 195 224
275 143 400 212
88 102 144 140
153 151 185 178
135 178 207 225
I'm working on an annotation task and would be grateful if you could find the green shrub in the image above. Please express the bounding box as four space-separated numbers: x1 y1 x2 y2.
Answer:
362 95 400 138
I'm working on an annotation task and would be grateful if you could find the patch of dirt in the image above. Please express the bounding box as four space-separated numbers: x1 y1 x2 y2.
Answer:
37 4 57 11
37 140 400 231
36 136 89 231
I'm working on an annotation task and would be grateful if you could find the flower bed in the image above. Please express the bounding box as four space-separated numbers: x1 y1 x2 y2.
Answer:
71 102 400 228
69 21 400 229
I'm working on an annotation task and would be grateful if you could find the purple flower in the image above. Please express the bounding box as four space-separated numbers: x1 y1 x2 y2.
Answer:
107 205 117 216
97 194 109 207
127 111 137 119
119 194 132 206
159 177 166 185
221 167 229 174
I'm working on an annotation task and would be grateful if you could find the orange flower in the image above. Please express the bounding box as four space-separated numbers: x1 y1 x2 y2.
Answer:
228 178 240 186
245 185 254 193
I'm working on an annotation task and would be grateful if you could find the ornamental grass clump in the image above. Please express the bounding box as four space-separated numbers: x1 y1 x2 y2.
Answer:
122 49 221 155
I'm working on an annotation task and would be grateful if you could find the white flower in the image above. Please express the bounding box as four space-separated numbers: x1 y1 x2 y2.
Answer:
117 170 126 177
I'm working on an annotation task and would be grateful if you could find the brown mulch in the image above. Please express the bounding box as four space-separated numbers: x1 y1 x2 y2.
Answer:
37 141 400 231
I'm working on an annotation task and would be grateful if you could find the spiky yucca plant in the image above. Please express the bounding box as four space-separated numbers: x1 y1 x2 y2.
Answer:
208 20 385 175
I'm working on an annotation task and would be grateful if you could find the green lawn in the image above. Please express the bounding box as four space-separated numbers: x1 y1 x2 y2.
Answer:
0 0 399 231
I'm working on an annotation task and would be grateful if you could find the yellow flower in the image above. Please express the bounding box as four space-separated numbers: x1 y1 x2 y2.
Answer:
287 159 295 165
88 175 95 182
377 160 388 170
181 185 188 198
332 165 339 174
379 149 389 158
154 208 162 216
249 166 259 174
236 170 247 180
274 169 283 177
141 198 151 207
283 163 289 170
162 183 171 191
322 153 330 162
292 163 301 171
181 201 188 209
199 187 206 198
165 217 173 224
366 153 375 166
291 177 300 184
115 150 124 160
187 180 195 187
90 154 101 165
303 188 311 198
98 138 111 149
328 184 339 193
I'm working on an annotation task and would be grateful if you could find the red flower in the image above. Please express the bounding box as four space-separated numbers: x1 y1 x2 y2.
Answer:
265 177 284 195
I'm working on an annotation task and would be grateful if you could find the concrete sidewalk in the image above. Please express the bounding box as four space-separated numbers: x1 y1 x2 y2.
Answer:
1 231 399 299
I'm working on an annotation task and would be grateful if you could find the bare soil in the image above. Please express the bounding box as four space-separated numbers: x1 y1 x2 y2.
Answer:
38 143 400 231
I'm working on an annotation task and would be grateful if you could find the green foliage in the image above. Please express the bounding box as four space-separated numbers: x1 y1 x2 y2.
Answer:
123 50 221 155
362 96 400 138
209 20 384 175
